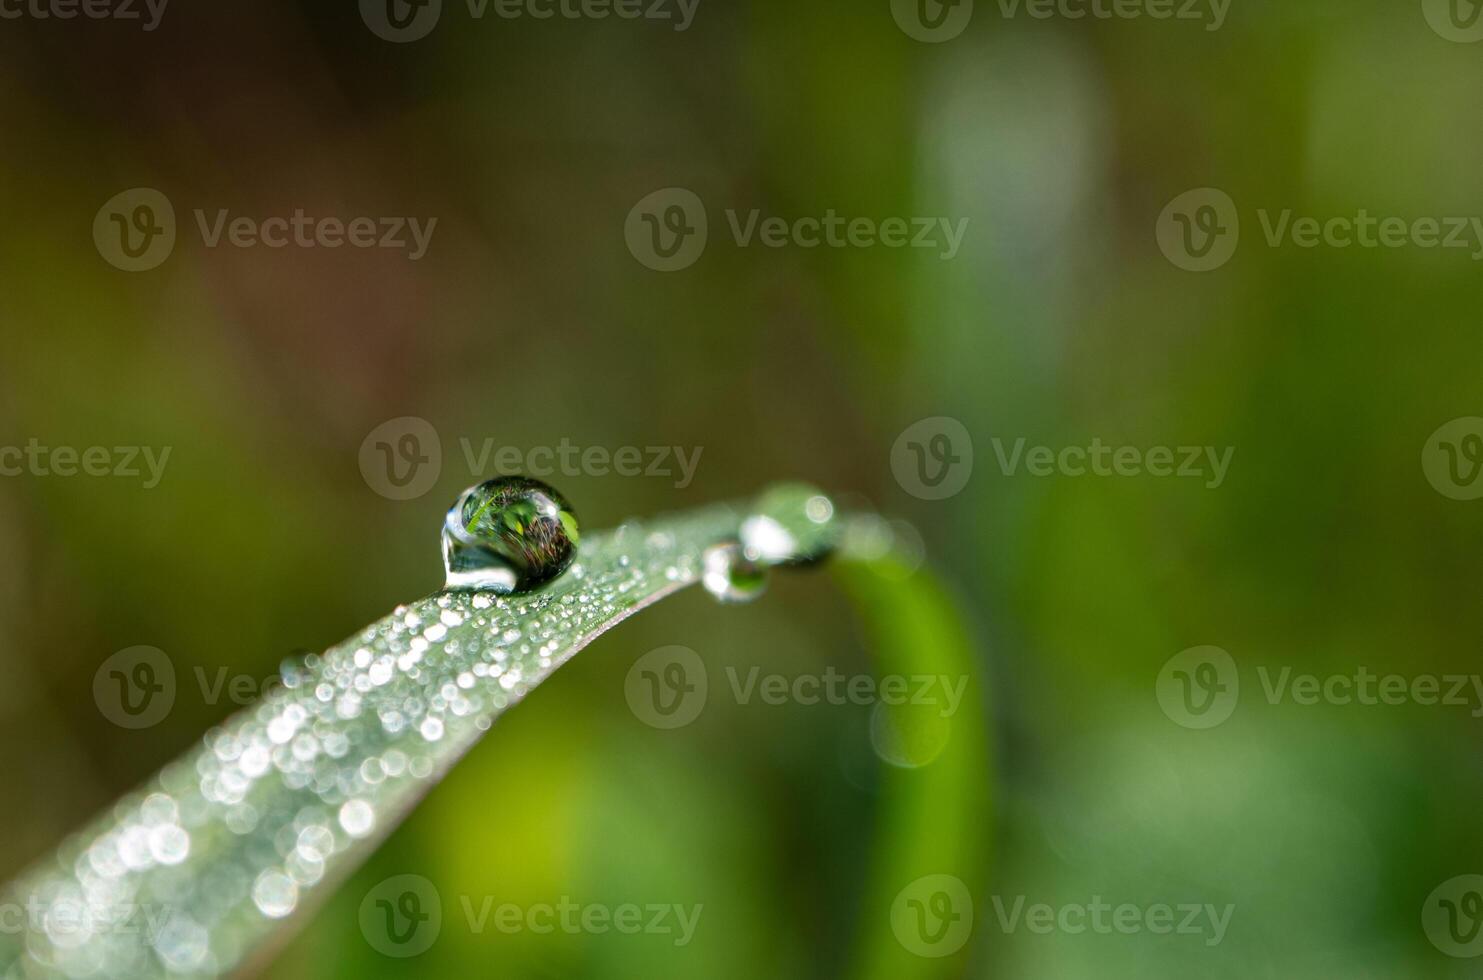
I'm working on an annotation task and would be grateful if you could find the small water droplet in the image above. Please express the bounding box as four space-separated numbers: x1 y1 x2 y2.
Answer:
701 542 769 604
740 482 841 565
443 477 580 592
147 824 190 865
869 701 950 769
252 870 298 919
339 799 375 838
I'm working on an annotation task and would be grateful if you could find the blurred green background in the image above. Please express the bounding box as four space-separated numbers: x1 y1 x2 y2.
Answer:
2 0 1483 976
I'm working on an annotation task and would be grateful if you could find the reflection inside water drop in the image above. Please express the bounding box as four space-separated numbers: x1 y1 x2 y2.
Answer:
442 477 580 593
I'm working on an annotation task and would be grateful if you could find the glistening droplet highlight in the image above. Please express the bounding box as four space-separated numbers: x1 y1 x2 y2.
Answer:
739 482 841 565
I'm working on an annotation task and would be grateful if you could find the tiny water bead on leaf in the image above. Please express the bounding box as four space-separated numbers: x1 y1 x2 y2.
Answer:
701 483 841 603
740 482 841 565
442 477 580 592
701 542 769 604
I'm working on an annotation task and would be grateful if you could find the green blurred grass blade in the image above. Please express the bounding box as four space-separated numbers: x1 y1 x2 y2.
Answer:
837 550 992 980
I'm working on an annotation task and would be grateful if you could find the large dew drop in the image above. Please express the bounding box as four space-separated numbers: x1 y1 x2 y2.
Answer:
442 477 580 592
